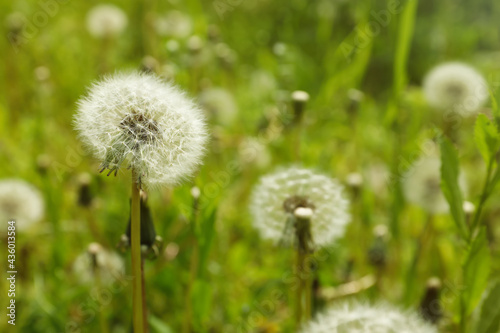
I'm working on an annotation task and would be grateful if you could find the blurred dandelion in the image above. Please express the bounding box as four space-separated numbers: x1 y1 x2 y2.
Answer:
250 167 350 326
74 71 207 189
199 87 238 126
73 243 125 286
299 301 437 333
423 62 488 116
86 4 128 38
0 179 44 230
154 10 193 39
402 156 466 214
238 137 271 169
250 166 350 247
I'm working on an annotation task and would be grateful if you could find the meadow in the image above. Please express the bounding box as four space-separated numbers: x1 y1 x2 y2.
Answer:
1 0 500 332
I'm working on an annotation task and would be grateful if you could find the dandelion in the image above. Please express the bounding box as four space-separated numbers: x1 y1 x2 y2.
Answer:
291 90 310 125
86 4 128 38
199 87 238 126
423 62 488 116
154 10 193 39
250 167 350 247
402 156 466 214
73 243 125 286
0 179 44 230
250 167 350 325
238 137 271 169
300 301 437 333
75 72 207 189
75 71 207 333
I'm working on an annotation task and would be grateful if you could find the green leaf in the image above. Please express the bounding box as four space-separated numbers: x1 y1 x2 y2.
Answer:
474 114 500 164
475 281 500 333
463 228 491 316
385 0 418 125
191 280 213 331
149 315 173 333
197 207 217 276
393 0 418 98
440 139 468 239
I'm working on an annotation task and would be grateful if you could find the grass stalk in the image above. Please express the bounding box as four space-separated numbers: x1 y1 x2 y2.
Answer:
131 171 144 333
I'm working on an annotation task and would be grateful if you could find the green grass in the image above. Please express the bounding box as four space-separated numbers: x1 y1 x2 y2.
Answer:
1 0 500 332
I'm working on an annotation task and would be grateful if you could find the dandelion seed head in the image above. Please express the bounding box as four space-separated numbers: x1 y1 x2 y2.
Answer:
73 243 125 286
0 179 44 230
86 4 128 38
249 167 350 247
199 88 238 126
346 172 363 188
463 200 475 214
299 301 437 333
291 90 310 103
74 72 208 189
155 10 193 39
238 137 272 169
402 156 466 214
423 62 488 116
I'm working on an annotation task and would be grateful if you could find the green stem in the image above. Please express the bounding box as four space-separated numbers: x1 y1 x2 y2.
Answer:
304 254 312 321
404 213 433 304
469 159 494 242
131 171 144 333
295 249 304 328
183 191 200 333
141 259 148 333
295 214 313 327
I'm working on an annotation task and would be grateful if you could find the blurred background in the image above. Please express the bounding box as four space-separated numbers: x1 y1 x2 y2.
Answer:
1 0 500 332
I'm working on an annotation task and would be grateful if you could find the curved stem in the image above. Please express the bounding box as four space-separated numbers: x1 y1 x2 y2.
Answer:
131 171 144 333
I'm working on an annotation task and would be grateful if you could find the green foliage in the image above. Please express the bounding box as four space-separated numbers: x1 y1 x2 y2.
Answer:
1 0 500 332
475 281 500 333
462 228 490 317
440 139 468 239
474 114 500 165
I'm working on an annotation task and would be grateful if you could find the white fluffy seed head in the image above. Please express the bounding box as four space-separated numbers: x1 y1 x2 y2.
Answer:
249 167 350 247
300 301 437 333
199 88 238 126
423 62 488 116
291 90 310 103
402 156 466 214
154 10 193 39
86 4 128 38
0 179 44 230
74 72 208 189
73 244 125 286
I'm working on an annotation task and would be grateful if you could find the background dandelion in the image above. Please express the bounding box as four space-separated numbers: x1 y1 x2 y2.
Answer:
423 62 488 116
250 166 350 247
299 301 437 333
0 179 44 230
86 4 128 38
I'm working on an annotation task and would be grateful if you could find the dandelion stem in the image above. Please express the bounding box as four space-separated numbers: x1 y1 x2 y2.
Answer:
295 212 313 327
131 170 144 333
295 248 304 327
141 258 148 333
